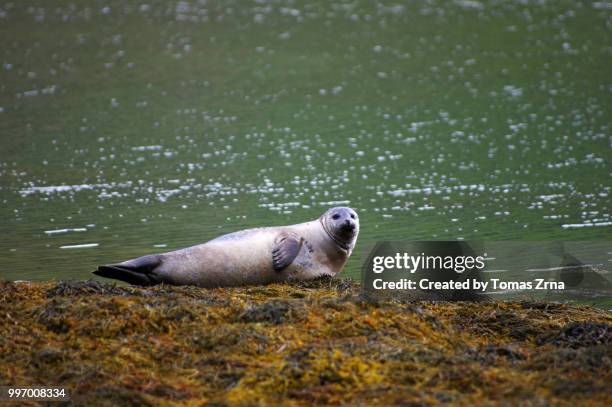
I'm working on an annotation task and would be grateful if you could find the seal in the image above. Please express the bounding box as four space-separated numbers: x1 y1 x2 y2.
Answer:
93 207 359 287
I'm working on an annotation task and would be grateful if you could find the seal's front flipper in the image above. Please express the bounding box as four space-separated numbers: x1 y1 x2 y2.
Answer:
93 254 162 286
272 233 303 271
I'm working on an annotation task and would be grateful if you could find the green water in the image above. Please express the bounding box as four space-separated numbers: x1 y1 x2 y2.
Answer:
0 1 610 288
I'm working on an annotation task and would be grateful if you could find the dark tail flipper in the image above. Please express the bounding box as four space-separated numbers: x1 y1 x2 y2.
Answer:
93 254 163 286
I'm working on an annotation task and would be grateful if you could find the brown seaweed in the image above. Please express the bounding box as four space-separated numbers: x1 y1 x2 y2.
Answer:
0 280 610 406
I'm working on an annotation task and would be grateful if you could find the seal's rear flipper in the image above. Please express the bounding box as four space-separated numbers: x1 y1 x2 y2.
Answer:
93 254 162 286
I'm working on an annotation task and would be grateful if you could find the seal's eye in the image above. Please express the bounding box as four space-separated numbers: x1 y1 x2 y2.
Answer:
332 214 340 220
350 214 356 219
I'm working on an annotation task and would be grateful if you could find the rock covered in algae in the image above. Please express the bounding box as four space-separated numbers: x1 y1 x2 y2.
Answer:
0 278 610 406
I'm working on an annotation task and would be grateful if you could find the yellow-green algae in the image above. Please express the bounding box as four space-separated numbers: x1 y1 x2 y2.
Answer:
1 278 610 406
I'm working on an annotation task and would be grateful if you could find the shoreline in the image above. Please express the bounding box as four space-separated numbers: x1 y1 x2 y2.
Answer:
1 279 610 405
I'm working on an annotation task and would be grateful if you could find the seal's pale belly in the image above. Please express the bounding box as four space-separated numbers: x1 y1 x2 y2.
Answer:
157 226 332 287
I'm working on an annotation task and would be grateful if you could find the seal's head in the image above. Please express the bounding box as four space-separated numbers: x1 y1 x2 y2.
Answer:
320 206 359 252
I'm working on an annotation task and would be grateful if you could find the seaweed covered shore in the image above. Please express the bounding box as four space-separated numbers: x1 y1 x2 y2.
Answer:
1 279 610 406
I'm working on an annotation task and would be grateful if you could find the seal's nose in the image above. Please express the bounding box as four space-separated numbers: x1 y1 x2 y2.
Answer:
343 219 355 231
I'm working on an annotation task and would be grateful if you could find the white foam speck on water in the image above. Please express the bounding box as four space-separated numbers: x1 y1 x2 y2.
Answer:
20 184 96 196
19 182 132 197
131 145 162 151
157 189 182 202
259 202 302 211
525 265 598 272
592 2 612 10
318 200 350 206
17 85 58 98
45 228 87 235
60 243 99 249
561 222 612 229
389 187 431 196
388 184 486 197
486 289 525 295
454 0 484 10
538 194 564 202
503 85 522 98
